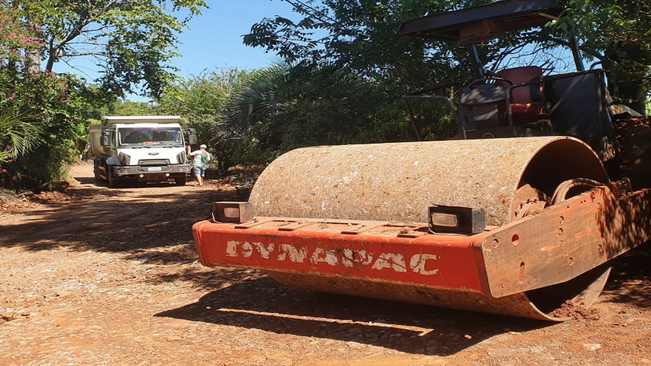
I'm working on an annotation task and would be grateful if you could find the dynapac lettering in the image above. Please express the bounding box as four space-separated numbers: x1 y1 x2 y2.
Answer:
225 241 439 276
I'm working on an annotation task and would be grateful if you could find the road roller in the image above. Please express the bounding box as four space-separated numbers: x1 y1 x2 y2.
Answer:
192 0 651 320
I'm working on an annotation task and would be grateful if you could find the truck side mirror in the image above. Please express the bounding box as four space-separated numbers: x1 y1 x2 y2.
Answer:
187 128 197 145
101 130 110 147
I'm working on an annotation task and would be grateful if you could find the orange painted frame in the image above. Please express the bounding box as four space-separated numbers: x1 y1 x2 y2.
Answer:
193 187 651 298
194 219 494 294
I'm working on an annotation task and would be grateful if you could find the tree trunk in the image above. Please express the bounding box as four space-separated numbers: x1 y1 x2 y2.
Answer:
25 17 42 73
25 49 41 74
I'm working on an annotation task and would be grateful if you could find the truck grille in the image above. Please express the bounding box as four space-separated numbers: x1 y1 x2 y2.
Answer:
139 159 170 166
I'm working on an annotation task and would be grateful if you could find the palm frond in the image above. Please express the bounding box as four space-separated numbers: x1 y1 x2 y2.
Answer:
0 113 42 158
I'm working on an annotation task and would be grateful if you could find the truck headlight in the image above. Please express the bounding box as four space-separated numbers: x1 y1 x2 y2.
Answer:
118 152 131 165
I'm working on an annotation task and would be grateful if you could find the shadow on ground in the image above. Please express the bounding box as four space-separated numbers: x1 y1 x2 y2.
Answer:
0 171 236 260
157 246 650 354
152 242 649 356
157 275 547 356
603 242 651 308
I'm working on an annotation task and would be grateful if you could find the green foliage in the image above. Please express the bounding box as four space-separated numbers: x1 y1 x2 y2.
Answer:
245 0 651 115
155 68 257 174
157 69 253 122
226 61 457 163
0 114 41 158
0 6 89 190
548 0 651 113
17 0 207 98
110 101 156 116
244 1 492 89
0 114 42 186
2 73 88 190
270 65 403 149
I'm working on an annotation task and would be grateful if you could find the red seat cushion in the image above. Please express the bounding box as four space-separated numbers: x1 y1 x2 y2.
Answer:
497 66 544 104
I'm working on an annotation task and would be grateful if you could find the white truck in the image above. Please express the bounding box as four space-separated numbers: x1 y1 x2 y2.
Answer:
88 116 197 187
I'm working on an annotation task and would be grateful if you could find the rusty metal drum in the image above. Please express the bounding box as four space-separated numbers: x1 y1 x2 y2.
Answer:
249 136 609 226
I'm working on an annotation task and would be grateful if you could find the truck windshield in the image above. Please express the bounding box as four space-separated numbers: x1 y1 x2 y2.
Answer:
118 127 183 146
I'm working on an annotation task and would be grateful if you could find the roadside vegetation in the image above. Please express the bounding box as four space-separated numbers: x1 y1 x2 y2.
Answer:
1 0 650 192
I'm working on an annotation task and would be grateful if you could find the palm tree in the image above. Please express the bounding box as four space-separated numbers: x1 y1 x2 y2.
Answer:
0 112 41 161
227 62 291 133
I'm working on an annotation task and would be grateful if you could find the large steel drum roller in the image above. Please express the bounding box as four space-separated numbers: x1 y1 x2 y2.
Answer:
250 137 608 225
247 137 612 320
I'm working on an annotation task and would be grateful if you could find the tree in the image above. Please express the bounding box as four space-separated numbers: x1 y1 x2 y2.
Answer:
236 1 486 154
244 0 489 91
245 0 651 114
556 0 651 114
13 0 207 99
156 68 257 175
0 5 91 189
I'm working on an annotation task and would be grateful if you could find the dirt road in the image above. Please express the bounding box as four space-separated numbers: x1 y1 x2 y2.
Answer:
0 163 649 366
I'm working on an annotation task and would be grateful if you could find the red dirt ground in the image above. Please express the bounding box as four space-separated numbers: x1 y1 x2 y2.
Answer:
0 162 649 366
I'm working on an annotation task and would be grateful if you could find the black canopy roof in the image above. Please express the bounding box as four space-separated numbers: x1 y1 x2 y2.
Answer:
398 0 563 44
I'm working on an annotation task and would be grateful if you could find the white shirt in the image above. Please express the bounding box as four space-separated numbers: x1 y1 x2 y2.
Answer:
189 149 211 167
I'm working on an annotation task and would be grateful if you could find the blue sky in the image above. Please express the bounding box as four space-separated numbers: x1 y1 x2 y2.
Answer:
57 1 296 100
174 0 296 76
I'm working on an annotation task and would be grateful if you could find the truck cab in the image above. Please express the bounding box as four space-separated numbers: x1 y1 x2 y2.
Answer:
89 116 197 187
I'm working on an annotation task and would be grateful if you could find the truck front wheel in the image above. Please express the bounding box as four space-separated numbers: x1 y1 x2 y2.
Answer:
108 170 121 188
175 174 187 186
93 160 101 182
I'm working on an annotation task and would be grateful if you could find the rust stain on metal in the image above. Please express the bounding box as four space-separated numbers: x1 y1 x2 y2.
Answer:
250 137 607 226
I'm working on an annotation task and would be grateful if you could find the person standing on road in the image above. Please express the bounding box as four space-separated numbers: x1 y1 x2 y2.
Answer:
187 144 211 186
